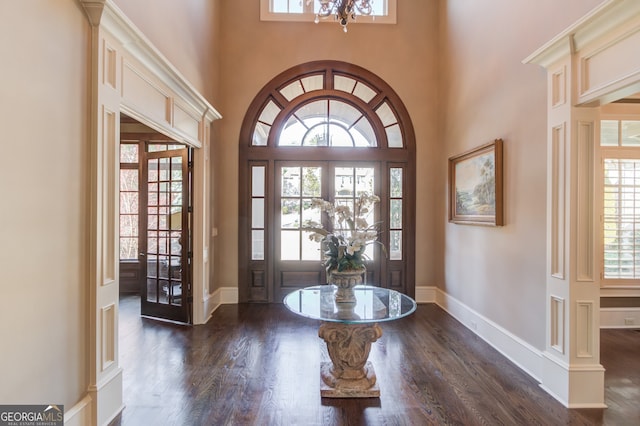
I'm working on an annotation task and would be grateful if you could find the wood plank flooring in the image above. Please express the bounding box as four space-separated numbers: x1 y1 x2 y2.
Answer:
110 295 639 425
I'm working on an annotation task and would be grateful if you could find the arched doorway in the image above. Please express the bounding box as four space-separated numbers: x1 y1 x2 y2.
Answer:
238 60 416 303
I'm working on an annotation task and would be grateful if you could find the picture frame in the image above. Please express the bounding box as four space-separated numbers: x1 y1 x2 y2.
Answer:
448 139 503 226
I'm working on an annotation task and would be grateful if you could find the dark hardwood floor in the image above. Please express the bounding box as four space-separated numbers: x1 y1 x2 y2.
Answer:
110 295 639 425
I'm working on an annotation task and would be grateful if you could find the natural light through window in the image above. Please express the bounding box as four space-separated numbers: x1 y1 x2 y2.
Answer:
260 0 396 24
601 119 640 280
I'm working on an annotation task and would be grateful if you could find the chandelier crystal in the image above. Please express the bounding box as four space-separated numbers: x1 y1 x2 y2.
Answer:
310 0 373 32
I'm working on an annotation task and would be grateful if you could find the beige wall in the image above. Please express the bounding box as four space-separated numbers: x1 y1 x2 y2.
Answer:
0 0 221 411
441 0 603 348
112 0 220 102
214 1 441 290
0 0 89 407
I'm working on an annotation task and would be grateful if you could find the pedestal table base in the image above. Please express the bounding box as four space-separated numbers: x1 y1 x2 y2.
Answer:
318 321 383 398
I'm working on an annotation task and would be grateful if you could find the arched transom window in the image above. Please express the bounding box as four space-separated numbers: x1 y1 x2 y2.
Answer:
239 60 415 303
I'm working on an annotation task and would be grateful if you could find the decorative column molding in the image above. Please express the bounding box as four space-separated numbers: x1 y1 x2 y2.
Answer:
524 0 640 408
77 1 221 424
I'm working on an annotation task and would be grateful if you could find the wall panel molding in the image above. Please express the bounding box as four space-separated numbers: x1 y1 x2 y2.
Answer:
576 120 594 282
576 300 594 358
550 295 565 354
80 0 222 424
550 124 566 279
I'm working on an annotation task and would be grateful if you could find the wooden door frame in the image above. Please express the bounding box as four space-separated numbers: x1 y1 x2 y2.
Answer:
238 60 416 303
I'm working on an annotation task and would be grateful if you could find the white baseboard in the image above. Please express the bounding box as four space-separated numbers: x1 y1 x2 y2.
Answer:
600 307 640 329
201 287 239 323
415 285 543 382
63 394 92 426
87 367 124 426
539 352 606 408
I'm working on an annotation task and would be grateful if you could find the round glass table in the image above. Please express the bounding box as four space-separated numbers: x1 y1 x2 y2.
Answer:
284 285 417 398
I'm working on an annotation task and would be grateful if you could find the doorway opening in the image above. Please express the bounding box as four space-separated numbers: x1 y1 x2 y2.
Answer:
119 114 194 324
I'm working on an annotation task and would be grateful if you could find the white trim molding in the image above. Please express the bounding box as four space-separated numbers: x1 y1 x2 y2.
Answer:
417 286 608 408
63 395 93 426
430 287 543 382
523 0 640 408
600 307 640 328
202 287 240 322
79 0 221 424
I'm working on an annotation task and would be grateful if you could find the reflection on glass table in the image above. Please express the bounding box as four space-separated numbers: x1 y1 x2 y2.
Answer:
284 285 417 398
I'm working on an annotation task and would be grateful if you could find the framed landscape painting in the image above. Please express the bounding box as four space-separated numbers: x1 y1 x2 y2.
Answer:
448 139 503 226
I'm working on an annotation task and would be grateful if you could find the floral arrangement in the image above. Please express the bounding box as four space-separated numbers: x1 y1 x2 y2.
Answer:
303 192 386 274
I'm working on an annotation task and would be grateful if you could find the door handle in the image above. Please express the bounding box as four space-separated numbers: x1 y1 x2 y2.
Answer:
139 252 146 257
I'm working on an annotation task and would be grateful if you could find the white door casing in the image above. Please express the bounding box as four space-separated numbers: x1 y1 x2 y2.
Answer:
524 0 640 408
78 1 221 425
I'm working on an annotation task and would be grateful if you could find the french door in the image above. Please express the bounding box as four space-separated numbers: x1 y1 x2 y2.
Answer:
273 162 381 302
140 145 192 323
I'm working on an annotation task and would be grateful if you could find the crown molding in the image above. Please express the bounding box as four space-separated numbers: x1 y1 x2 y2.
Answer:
523 0 640 68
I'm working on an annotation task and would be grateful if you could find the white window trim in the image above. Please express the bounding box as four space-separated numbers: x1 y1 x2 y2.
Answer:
260 0 397 24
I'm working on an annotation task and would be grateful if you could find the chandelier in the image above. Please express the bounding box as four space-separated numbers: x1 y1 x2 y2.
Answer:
310 0 373 32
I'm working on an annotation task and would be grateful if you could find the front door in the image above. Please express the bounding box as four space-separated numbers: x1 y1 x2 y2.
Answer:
140 145 191 323
273 162 380 302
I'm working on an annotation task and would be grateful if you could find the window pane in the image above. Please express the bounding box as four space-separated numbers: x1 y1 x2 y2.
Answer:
300 75 323 92
327 124 354 147
159 158 170 180
282 167 301 196
280 80 304 101
356 168 375 196
350 117 376 147
390 199 402 228
120 237 138 260
281 230 300 260
302 231 321 261
120 169 138 191
120 214 138 236
352 82 377 103
390 168 403 197
252 166 265 197
258 99 281 125
302 167 322 197
386 124 403 148
252 198 265 228
120 192 139 214
253 122 270 146
279 115 305 146
603 158 640 279
621 120 640 147
329 100 361 126
298 100 327 121
390 230 402 260
302 199 321 224
281 199 300 229
252 230 265 260
334 75 356 93
302 124 328 146
120 144 138 163
335 167 354 197
375 101 396 127
601 120 619 146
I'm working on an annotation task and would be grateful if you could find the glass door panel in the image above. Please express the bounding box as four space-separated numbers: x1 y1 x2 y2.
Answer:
274 162 379 301
141 145 190 323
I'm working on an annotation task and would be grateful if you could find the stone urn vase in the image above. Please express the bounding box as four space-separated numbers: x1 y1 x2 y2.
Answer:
329 267 365 303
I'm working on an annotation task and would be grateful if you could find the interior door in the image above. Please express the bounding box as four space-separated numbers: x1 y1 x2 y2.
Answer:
274 162 380 302
140 145 191 323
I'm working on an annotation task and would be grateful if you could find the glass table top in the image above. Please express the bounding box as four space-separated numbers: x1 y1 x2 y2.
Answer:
283 285 417 324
